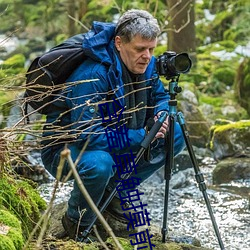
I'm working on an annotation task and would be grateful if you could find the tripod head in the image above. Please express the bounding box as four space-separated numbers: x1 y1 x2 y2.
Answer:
168 76 182 100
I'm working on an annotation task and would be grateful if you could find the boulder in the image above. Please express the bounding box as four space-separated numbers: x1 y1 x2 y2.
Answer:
209 119 250 160
213 157 250 184
179 100 211 148
209 119 250 184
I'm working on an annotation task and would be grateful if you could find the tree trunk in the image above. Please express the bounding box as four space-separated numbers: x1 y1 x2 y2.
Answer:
78 0 88 20
67 0 76 36
167 0 196 62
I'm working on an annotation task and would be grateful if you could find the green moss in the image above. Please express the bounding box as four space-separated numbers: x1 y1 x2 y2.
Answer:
0 209 24 249
7 228 24 249
213 67 235 86
209 120 250 150
0 54 26 87
0 209 21 229
199 95 224 107
217 40 237 51
0 235 16 250
234 57 250 115
213 120 250 133
1 54 25 69
106 237 133 250
0 175 47 239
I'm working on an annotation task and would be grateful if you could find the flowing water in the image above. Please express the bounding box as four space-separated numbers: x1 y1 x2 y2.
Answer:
138 157 250 250
38 156 250 250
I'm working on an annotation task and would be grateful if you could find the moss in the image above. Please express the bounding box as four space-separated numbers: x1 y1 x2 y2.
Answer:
0 174 47 239
106 237 133 250
0 54 26 86
7 228 24 249
0 209 21 229
209 120 250 151
199 95 224 107
213 120 250 133
0 235 16 250
0 209 24 249
213 67 235 86
217 40 237 51
1 54 25 69
199 90 248 122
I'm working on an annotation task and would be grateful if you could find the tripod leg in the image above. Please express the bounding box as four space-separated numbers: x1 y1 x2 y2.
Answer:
162 114 175 243
81 112 169 241
177 112 225 250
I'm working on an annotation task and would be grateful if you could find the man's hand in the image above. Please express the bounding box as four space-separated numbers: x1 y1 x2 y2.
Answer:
154 111 169 139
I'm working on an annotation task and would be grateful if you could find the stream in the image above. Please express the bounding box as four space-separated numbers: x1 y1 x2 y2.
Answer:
1 32 249 250
38 155 250 250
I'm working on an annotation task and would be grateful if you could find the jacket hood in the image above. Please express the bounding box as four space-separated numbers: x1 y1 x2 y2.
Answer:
82 21 116 65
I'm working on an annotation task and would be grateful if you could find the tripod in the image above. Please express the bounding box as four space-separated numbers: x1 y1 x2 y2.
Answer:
82 77 225 250
81 111 169 241
162 77 225 249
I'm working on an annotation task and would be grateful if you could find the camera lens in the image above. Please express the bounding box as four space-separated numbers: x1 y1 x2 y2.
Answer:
174 53 192 73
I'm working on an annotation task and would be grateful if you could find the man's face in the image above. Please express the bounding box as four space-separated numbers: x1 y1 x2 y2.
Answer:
115 35 157 74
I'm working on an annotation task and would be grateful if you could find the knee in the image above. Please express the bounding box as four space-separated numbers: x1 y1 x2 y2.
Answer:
77 150 115 181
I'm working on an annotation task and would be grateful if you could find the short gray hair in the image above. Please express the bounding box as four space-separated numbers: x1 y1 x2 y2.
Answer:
115 9 160 43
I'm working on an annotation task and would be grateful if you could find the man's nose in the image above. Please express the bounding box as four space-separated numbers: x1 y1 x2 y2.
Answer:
142 49 151 59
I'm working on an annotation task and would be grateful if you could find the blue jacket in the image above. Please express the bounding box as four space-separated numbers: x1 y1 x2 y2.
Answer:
44 21 170 153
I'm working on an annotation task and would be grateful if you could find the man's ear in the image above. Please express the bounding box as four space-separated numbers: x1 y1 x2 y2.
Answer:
115 36 122 51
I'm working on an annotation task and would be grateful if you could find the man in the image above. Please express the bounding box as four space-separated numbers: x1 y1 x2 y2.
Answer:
41 9 185 241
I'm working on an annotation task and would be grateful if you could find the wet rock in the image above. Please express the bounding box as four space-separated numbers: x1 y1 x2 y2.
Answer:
213 157 250 184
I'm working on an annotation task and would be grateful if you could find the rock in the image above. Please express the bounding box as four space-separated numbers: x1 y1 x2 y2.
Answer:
45 202 212 250
181 89 199 105
170 168 193 189
209 120 250 160
213 157 250 184
179 100 211 148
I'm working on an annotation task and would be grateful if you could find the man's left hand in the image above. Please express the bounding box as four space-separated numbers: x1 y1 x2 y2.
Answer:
154 111 169 139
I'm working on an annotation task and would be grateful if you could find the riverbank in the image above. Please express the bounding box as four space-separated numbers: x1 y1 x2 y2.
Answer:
38 154 250 250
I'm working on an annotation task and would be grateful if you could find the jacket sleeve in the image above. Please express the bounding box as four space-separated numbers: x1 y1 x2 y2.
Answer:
65 60 146 153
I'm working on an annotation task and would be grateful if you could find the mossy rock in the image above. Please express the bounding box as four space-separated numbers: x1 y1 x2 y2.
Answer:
0 174 47 239
0 209 24 250
209 120 250 160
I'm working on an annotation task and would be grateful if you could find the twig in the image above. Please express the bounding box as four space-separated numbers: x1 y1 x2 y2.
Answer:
68 14 89 31
22 154 66 249
61 148 124 250
93 225 110 250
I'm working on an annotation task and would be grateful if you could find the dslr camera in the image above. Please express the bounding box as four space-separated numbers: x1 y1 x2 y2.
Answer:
156 51 192 79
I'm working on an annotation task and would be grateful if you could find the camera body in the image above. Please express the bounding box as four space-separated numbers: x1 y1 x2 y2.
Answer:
156 51 192 79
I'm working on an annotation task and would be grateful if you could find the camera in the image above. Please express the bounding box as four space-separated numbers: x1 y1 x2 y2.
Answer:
156 51 192 79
